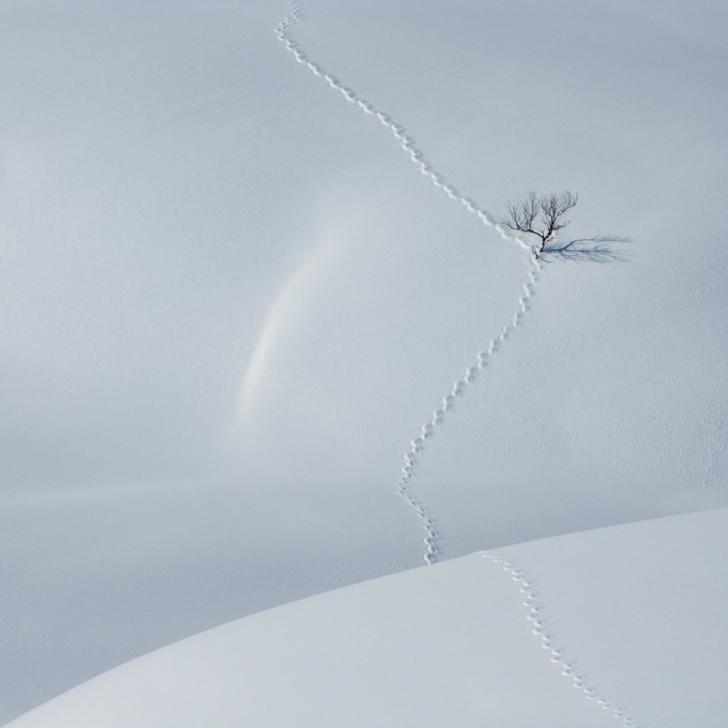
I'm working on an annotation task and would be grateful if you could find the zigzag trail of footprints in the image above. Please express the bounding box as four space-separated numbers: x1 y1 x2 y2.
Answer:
275 3 642 726
274 0 536 561
481 552 643 727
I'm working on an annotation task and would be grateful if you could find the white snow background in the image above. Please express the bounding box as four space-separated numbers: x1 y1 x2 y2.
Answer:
8 510 728 728
1 0 727 723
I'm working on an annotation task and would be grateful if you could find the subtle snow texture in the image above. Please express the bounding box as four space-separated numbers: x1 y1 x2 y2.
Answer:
1 0 728 722
8 511 728 728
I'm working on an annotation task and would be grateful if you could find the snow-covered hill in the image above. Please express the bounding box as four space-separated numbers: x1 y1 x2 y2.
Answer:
9 510 728 728
2 0 727 723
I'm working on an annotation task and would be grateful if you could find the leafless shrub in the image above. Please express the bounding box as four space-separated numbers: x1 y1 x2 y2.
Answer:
498 191 578 256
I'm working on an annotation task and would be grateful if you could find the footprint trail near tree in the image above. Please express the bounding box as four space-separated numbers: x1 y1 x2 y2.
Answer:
273 5 646 725
274 0 540 564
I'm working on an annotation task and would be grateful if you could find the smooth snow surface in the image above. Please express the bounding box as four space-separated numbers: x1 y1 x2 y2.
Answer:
2 0 728 722
9 511 728 728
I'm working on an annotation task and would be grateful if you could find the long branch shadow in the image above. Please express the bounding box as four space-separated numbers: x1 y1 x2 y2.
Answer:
543 235 632 263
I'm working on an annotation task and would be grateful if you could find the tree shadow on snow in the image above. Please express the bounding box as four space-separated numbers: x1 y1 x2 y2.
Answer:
543 235 632 264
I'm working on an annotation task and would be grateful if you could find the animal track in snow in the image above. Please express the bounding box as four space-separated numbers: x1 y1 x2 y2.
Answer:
273 2 531 253
274 0 540 565
275 5 641 725
397 259 541 564
481 552 645 728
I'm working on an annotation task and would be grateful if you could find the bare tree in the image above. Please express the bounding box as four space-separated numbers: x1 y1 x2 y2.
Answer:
498 191 578 256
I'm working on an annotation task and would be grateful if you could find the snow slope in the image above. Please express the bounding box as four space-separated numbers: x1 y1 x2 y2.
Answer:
2 0 728 722
9 510 728 728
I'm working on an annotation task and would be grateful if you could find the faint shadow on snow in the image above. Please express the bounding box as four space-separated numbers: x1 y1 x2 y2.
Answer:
544 234 632 264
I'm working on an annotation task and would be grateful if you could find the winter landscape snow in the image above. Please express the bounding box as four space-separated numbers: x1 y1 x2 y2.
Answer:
1 0 727 724
9 510 728 728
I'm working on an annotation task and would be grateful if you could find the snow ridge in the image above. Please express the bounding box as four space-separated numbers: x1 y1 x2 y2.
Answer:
274 0 541 565
481 552 644 728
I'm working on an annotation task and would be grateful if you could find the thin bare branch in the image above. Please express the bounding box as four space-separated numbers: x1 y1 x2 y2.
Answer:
497 190 579 256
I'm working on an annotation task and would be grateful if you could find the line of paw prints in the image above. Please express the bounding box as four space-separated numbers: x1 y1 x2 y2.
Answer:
481 552 644 727
275 8 640 725
398 257 541 564
274 2 533 253
275 0 538 564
